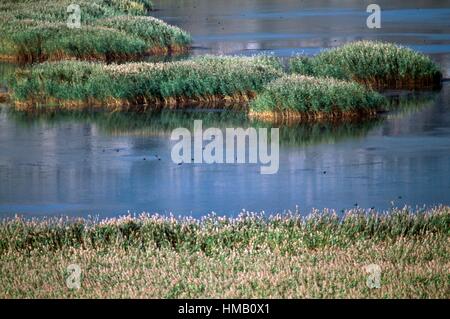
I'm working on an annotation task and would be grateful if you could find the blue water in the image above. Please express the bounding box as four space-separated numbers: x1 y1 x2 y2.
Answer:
0 0 450 218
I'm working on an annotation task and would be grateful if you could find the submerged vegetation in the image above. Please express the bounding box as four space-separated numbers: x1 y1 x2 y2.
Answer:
0 206 448 298
9 55 283 109
250 75 386 121
290 41 442 90
0 0 191 62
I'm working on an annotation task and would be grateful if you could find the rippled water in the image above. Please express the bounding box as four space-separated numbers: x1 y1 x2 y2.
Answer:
0 0 449 217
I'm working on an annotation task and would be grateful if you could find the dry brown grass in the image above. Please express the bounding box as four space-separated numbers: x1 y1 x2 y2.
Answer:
0 233 448 298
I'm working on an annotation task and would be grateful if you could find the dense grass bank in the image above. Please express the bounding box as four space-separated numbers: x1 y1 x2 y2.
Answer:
0 0 191 62
9 56 283 110
290 41 442 90
3 40 443 120
0 206 448 298
249 75 386 121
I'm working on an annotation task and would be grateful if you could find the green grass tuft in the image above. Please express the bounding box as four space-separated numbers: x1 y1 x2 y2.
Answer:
250 74 386 120
0 0 191 62
9 55 284 109
290 41 442 90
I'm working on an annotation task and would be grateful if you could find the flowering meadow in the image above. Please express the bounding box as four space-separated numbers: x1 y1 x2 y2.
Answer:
0 206 449 298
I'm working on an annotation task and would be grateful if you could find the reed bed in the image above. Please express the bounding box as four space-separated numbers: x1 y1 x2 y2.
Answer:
9 55 283 109
0 0 191 63
290 41 442 90
0 206 448 298
1 206 448 253
249 75 386 121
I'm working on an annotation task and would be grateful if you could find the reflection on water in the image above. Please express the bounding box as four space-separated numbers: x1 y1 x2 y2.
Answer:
0 87 447 217
8 109 382 147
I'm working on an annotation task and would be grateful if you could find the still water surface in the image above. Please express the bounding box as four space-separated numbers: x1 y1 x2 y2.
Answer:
0 0 449 217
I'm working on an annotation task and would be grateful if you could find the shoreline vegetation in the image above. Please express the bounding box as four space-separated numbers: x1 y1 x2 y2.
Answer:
4 40 442 122
0 0 191 63
0 206 448 298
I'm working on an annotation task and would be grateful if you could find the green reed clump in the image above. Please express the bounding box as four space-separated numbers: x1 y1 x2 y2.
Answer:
0 0 191 62
98 16 191 50
290 41 442 90
1 206 448 254
11 24 149 62
250 75 385 116
0 0 152 23
9 55 284 108
104 0 153 14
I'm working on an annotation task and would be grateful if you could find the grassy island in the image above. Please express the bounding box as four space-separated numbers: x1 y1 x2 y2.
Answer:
290 41 442 90
9 55 283 110
249 75 386 121
0 0 191 63
4 41 443 122
0 206 448 298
